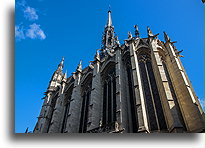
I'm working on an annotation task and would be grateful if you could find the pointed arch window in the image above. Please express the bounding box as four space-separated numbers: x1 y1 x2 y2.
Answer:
79 75 92 133
124 54 138 132
61 84 74 133
47 87 60 132
138 50 167 132
102 64 116 126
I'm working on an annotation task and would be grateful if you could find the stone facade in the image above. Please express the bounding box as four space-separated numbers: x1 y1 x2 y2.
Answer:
33 10 204 133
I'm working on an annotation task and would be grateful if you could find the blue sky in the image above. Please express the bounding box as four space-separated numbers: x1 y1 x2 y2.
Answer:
15 0 204 133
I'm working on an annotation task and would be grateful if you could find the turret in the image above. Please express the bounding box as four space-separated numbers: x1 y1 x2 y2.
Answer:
47 57 64 91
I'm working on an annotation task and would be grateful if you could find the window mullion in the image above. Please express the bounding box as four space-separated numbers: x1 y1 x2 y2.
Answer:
106 81 109 125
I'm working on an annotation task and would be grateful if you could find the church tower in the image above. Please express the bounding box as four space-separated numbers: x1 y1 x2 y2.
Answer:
33 9 204 133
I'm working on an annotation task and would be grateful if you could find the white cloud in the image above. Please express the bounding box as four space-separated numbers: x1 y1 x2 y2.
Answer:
15 25 25 40
24 6 38 21
17 0 39 21
26 23 46 40
16 1 46 41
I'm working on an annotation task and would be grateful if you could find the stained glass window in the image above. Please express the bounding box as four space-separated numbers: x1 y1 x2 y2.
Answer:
138 50 167 132
102 65 116 126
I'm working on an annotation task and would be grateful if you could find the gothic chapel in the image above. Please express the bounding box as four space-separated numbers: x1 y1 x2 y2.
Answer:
33 9 204 133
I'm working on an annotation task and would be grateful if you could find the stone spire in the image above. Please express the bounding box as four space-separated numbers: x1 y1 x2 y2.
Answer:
47 57 65 91
101 7 115 53
107 6 112 27
57 57 64 71
54 57 64 76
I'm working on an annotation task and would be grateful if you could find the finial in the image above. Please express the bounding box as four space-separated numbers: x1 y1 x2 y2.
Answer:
115 36 120 45
128 31 132 39
147 26 153 36
95 49 100 61
64 70 67 77
76 60 82 72
147 26 159 38
163 31 171 42
58 57 64 70
107 5 112 27
62 70 67 81
89 62 94 69
61 56 64 64
108 5 111 12
134 25 140 38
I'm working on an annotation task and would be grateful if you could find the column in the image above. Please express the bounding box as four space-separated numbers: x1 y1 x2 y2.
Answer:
129 39 148 132
48 82 66 133
87 60 103 131
115 47 128 132
64 72 82 133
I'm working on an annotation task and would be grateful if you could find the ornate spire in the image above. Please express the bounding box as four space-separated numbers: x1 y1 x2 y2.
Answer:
47 57 64 91
107 5 112 27
57 57 64 71
101 6 115 53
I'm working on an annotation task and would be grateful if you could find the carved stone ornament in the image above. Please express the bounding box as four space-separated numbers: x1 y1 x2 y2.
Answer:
128 31 132 39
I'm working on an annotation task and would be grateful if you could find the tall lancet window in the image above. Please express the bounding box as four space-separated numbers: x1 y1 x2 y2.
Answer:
61 84 74 133
124 54 138 132
47 86 60 132
79 75 92 133
137 49 167 132
102 64 116 126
